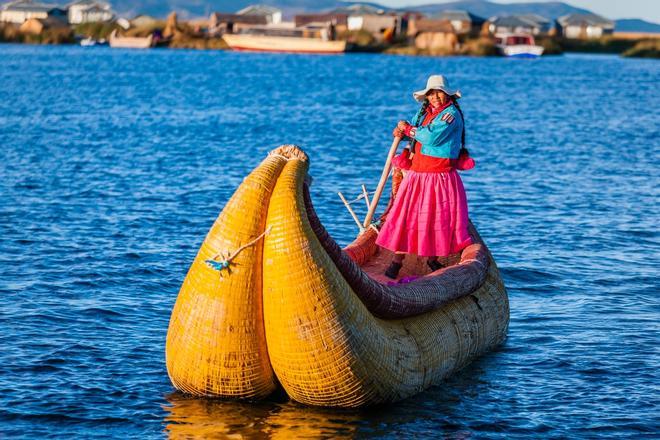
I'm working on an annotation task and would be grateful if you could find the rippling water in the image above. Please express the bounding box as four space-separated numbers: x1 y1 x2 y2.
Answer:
0 45 658 438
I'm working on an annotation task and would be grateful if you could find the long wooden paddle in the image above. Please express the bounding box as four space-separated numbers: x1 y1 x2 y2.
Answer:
362 136 402 229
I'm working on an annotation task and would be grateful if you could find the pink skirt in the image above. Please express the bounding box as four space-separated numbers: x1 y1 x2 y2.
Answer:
376 170 472 257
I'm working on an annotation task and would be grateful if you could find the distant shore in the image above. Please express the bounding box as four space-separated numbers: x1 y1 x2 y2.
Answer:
1 21 658 59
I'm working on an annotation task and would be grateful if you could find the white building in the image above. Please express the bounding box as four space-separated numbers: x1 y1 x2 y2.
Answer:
332 4 397 36
433 10 486 35
0 0 66 24
347 14 396 33
67 0 113 24
236 4 282 25
557 13 614 39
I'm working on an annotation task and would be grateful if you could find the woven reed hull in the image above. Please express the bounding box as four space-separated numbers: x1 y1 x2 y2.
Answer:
166 145 509 407
165 154 287 399
263 149 509 407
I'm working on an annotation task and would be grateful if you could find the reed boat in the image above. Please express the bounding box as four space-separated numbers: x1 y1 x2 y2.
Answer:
222 28 346 54
108 30 153 49
166 145 509 408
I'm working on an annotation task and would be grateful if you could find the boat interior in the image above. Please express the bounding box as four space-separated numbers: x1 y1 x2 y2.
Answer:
360 246 462 284
302 171 490 319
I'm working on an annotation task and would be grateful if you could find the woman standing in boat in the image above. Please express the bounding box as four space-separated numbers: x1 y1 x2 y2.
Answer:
376 75 475 279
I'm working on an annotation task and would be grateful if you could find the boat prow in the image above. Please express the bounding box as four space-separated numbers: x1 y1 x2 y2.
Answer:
166 145 509 407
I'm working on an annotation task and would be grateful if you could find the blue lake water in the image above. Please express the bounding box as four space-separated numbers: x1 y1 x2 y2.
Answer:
0 44 658 438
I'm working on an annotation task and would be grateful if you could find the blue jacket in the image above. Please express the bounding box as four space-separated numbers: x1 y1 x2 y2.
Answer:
411 104 463 159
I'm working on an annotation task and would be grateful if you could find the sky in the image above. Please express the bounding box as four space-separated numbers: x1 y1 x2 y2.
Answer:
378 0 660 23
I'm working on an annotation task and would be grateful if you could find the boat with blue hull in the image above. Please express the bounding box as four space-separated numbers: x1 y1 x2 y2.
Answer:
495 33 544 58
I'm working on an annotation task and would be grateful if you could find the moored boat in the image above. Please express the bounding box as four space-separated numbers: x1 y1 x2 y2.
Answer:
222 27 346 54
165 145 509 407
80 37 96 46
108 30 153 49
80 37 107 47
495 32 544 58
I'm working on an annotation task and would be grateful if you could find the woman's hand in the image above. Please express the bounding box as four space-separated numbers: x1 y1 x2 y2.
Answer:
396 120 415 138
394 120 414 138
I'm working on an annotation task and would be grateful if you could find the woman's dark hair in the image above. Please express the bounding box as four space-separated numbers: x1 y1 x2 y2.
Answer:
452 97 469 156
407 100 430 152
413 99 430 126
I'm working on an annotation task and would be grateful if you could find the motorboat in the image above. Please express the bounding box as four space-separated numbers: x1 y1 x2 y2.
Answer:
495 32 544 58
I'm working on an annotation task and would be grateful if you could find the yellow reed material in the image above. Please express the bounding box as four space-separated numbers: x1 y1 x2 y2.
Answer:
262 150 509 407
165 152 288 399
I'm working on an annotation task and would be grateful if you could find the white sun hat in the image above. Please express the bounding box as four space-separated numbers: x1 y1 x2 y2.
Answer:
413 75 462 102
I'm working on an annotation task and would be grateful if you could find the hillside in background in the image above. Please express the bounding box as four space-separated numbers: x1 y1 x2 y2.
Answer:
410 0 590 18
103 0 594 19
84 0 660 32
108 0 346 18
614 19 660 33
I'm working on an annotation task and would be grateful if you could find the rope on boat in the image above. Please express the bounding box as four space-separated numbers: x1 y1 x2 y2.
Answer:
338 185 383 235
346 191 376 205
205 227 272 274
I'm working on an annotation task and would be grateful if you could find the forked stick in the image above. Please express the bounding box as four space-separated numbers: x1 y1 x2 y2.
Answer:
363 136 402 229
338 191 365 232
361 184 371 210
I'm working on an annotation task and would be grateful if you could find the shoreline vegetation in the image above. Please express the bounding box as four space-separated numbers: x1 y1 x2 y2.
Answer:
0 19 657 58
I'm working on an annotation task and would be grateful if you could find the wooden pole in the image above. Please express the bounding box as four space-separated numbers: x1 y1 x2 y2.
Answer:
363 136 401 229
361 184 371 210
338 191 365 233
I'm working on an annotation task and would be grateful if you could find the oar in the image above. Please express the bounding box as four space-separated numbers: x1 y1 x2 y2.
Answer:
362 136 402 229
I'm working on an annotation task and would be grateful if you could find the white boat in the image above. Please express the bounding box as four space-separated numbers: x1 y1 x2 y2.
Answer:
80 37 96 46
223 26 346 54
108 30 153 49
494 33 544 58
80 37 108 47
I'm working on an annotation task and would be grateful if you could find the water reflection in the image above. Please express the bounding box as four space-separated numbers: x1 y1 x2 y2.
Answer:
162 364 488 439
163 393 361 439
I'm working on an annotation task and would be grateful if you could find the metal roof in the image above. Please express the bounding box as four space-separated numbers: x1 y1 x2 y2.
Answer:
1 0 60 12
558 13 614 28
331 4 386 16
489 15 544 29
433 10 485 24
210 12 268 25
236 4 282 16
82 4 109 13
517 13 550 25
67 0 110 8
